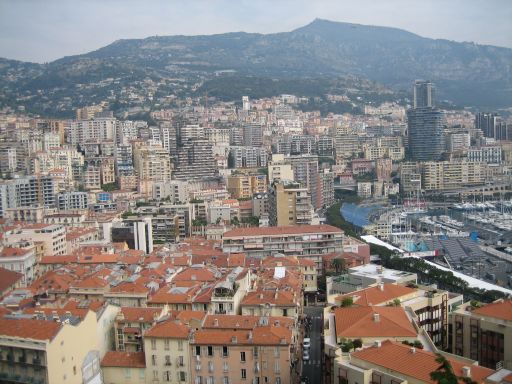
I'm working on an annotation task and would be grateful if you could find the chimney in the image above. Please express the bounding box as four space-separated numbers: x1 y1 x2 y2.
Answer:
374 340 381 348
462 367 471 378
378 283 384 291
373 313 380 322
410 347 416 354
248 331 253 340
214 318 219 327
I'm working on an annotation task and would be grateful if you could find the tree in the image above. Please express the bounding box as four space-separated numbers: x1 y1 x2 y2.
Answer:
231 216 240 226
430 354 458 384
353 339 363 350
331 258 347 274
340 297 353 307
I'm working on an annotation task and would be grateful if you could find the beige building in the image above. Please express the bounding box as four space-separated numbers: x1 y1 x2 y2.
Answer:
133 145 172 183
421 161 486 191
190 324 292 384
330 339 497 384
0 311 102 384
101 351 146 384
267 154 294 183
4 224 66 256
268 182 314 226
222 224 344 273
450 299 512 370
226 174 267 199
143 319 191 383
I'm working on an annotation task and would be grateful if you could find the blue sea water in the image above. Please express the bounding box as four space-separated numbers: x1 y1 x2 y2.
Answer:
341 203 381 228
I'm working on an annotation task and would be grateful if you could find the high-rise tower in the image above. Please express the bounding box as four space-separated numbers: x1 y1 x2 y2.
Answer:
407 80 445 161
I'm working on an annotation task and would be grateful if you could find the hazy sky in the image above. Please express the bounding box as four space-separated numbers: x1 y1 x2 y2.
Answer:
1 0 511 63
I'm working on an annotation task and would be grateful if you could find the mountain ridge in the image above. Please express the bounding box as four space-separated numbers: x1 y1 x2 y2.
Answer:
1 19 511 116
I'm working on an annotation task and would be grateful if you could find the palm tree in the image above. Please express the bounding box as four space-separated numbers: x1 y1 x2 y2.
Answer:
430 354 478 384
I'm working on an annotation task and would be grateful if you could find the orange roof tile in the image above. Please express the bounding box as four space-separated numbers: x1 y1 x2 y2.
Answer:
193 326 291 346
334 306 417 338
223 224 343 238
241 290 297 307
472 299 512 321
0 267 23 292
0 318 61 340
119 307 163 323
144 319 190 339
0 247 32 258
352 340 494 384
101 351 146 368
336 284 417 306
203 315 294 330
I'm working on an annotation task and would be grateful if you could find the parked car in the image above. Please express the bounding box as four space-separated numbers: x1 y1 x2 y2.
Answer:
303 337 311 349
303 349 310 361
300 376 310 384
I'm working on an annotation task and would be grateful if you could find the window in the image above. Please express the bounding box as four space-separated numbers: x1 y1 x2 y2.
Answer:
179 371 187 382
124 368 131 378
241 369 247 379
223 377 229 384
282 309 288 316
208 346 213 356
196 346 201 356
151 339 157 350
195 377 203 384
274 347 280 357
223 361 229 372
179 355 184 367
151 355 157 366
253 347 259 358
208 361 214 373
276 378 281 384
240 351 246 362
164 371 171 382
274 360 280 373
164 339 170 350
222 346 229 357
153 371 158 380
178 340 184 351
165 355 171 366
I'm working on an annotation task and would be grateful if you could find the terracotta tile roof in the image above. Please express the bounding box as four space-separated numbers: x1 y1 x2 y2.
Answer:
241 290 297 307
472 299 512 321
352 340 494 384
336 284 417 306
40 255 78 264
109 280 150 295
144 318 190 338
0 267 23 293
173 266 219 282
193 326 291 346
0 247 32 258
101 351 146 368
203 315 294 330
148 284 201 305
0 318 62 341
334 306 417 338
223 224 343 238
119 307 162 323
175 310 207 325
30 271 75 294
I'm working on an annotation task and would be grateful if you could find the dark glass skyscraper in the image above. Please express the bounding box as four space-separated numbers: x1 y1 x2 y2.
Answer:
407 80 445 161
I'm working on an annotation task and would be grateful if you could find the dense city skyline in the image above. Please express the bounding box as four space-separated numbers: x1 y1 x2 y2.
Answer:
1 0 512 63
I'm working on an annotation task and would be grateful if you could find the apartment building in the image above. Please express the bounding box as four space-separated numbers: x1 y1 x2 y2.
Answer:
332 340 496 384
450 299 512 370
268 182 314 227
222 224 343 272
0 245 37 286
226 174 267 199
229 146 268 169
143 319 191 383
4 224 66 256
421 161 486 191
190 324 292 384
101 351 146 384
0 311 102 384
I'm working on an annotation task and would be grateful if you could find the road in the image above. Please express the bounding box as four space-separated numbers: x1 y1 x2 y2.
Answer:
301 306 324 384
